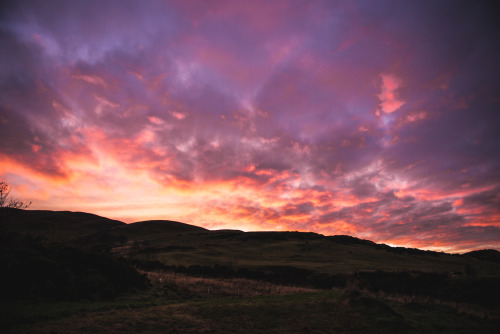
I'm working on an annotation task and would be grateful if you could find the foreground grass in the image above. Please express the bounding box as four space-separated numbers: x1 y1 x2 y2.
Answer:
3 284 499 333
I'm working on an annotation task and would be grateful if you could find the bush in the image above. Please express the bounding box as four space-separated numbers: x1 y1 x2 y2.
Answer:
0 233 148 302
348 270 500 306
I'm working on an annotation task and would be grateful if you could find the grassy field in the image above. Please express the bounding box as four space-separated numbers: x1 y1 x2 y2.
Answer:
116 228 500 278
3 278 499 333
2 208 500 333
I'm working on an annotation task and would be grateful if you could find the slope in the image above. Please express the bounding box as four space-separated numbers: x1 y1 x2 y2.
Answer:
0 208 125 240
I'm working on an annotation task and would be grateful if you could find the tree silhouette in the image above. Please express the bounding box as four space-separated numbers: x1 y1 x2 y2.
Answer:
0 180 31 209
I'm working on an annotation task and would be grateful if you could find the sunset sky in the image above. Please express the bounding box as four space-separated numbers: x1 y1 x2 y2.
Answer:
1 0 499 253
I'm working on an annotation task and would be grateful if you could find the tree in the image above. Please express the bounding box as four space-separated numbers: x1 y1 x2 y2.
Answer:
0 180 31 209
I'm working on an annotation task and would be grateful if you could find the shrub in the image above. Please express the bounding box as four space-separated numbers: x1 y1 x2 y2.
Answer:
0 233 148 302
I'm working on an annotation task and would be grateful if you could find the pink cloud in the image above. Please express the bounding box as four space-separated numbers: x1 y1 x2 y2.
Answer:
147 116 165 125
168 110 188 120
378 74 406 114
72 74 107 87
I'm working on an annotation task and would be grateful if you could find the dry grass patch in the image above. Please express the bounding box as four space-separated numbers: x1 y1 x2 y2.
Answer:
6 304 215 334
145 270 316 297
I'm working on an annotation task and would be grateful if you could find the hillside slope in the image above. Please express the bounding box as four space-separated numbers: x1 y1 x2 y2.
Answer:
2 208 499 333
114 220 208 241
3 208 500 278
0 208 125 240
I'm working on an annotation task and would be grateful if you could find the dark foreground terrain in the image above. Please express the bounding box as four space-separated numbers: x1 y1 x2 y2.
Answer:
1 208 499 333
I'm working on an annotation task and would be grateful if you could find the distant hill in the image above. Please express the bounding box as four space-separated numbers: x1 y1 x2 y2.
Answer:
0 209 209 247
465 249 500 263
114 220 208 240
3 208 500 277
0 208 125 240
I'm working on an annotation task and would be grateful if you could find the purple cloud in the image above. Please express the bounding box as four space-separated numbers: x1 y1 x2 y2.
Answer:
1 0 499 252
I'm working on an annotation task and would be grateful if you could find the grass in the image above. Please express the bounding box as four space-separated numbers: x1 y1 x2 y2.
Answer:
146 271 316 298
6 209 500 278
3 266 500 333
3 287 499 333
3 209 500 333
123 232 496 277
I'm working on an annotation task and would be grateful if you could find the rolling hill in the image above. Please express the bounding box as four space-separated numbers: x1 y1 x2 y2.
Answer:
0 208 124 239
2 208 500 277
2 208 500 333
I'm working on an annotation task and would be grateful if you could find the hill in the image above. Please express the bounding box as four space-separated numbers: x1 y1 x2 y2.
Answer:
2 208 499 277
2 208 500 333
0 208 124 240
113 219 208 240
464 249 500 263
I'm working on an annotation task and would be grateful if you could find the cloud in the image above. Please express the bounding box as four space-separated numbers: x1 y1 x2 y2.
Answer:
377 74 406 114
1 0 499 252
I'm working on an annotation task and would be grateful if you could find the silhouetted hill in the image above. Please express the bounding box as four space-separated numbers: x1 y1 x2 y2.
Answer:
2 208 500 315
3 209 500 278
327 234 376 246
465 249 500 263
119 219 207 235
0 208 124 240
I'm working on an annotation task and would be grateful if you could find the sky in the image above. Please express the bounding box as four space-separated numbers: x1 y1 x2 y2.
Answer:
1 0 499 253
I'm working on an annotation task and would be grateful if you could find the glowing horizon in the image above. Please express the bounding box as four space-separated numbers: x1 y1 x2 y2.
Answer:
1 0 499 253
